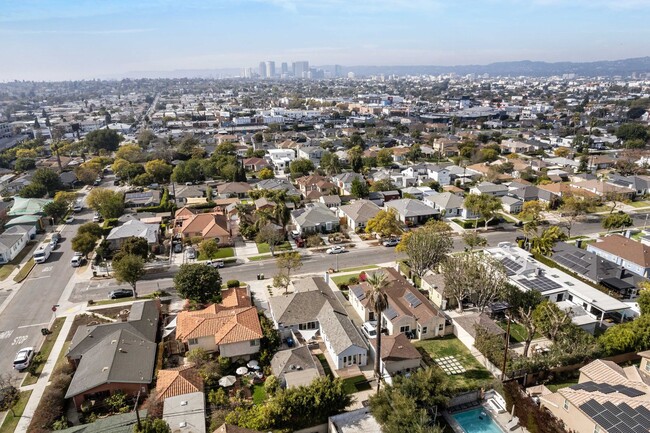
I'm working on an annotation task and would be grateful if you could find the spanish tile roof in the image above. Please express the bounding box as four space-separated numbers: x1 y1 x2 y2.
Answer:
176 306 262 345
155 365 204 401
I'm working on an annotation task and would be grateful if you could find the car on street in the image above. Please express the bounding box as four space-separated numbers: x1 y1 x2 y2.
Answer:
93 212 102 222
382 238 400 247
71 252 84 267
206 259 225 268
49 233 61 248
185 247 196 259
326 246 345 254
64 215 74 223
13 347 35 371
108 289 134 299
361 321 378 339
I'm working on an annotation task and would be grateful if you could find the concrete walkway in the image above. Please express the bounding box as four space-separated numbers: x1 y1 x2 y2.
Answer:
15 314 75 433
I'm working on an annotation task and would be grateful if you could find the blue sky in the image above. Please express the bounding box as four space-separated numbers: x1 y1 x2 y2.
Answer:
1 0 649 80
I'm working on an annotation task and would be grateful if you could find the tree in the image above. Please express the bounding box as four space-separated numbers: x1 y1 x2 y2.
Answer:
115 144 144 163
198 239 219 259
463 194 503 230
171 159 204 184
602 212 633 232
517 200 545 225
504 287 544 357
132 418 171 433
144 159 173 183
366 208 402 238
258 167 274 180
577 155 589 173
114 236 150 262
43 200 69 221
85 129 123 152
87 188 125 219
174 263 222 304
0 375 19 416
77 222 103 239
365 272 388 389
350 177 369 199
533 301 571 342
32 168 63 196
18 182 47 198
275 252 302 294
319 151 341 175
75 165 100 185
112 254 145 297
559 195 595 237
370 179 396 192
14 158 36 172
256 224 285 257
462 232 487 251
529 226 567 256
348 146 363 173
396 224 453 279
289 158 314 178
377 149 393 167
71 233 98 258
638 282 650 315
616 123 649 143
554 147 570 157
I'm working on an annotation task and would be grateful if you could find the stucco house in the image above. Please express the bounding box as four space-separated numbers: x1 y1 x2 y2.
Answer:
173 207 232 245
337 200 381 231
385 198 439 226
106 219 159 249
290 203 339 235
586 235 650 278
370 333 422 379
0 225 35 264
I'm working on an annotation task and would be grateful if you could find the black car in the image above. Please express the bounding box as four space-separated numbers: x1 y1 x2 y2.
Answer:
108 289 134 299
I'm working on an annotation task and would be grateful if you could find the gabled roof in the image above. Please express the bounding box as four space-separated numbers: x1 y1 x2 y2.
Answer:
373 332 422 362
156 365 204 401
386 198 438 217
291 203 338 227
269 277 346 326
424 192 463 209
217 182 251 194
317 304 367 354
106 219 158 244
338 199 381 222
270 345 318 378
589 234 650 268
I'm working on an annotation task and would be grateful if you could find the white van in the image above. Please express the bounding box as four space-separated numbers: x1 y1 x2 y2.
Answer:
33 244 52 264
72 199 83 213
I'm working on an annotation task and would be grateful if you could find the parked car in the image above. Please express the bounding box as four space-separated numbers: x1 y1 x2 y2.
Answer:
185 247 196 259
108 289 134 299
326 246 345 254
92 212 102 223
383 238 400 247
206 259 225 268
290 230 300 239
49 233 61 248
64 215 74 223
294 237 305 248
173 243 183 253
361 321 378 339
70 252 84 267
13 347 35 371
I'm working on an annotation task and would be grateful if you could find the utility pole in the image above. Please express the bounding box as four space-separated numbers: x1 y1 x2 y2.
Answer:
134 390 142 430
501 314 511 381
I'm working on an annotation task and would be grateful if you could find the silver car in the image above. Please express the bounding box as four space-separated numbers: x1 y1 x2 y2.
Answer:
13 347 35 371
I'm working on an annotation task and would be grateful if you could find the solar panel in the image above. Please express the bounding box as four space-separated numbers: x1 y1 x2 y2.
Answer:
613 385 645 398
404 292 422 308
501 257 523 276
384 307 398 320
580 401 602 418
519 275 562 292
350 285 365 301
592 414 613 429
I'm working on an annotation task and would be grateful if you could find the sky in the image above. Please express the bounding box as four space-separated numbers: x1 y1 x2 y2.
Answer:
1 0 650 81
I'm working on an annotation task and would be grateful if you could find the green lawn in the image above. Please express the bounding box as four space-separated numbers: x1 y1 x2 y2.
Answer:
545 378 579 392
13 258 35 283
0 390 32 433
316 354 333 379
252 384 267 404
331 275 357 286
339 265 379 273
248 254 275 262
629 201 650 208
414 336 493 392
0 264 16 281
497 321 540 343
198 247 235 261
342 375 372 394
22 317 66 386
256 242 292 254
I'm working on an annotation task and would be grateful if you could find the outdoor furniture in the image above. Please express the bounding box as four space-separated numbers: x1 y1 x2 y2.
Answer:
236 366 249 375
219 375 236 387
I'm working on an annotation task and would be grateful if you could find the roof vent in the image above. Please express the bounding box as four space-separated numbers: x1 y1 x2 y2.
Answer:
102 366 109 372
180 400 188 406
111 339 117 344
398 345 403 349
119 348 126 353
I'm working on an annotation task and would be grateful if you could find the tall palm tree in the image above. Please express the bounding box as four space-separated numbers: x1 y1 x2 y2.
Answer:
365 272 389 391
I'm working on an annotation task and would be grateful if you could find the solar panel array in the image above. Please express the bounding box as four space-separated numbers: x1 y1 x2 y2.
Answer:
572 382 645 398
404 292 422 308
384 307 398 320
579 399 650 433
554 250 592 276
350 285 365 301
518 275 562 292
501 257 524 276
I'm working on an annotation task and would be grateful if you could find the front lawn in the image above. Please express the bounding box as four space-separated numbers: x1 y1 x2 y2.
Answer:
414 336 493 392
0 390 32 433
13 258 35 283
252 384 267 404
256 242 292 254
198 247 235 261
629 200 650 208
342 375 372 394
22 317 66 386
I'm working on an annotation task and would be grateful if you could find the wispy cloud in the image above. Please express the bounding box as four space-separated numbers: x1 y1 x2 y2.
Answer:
0 28 156 35
504 0 650 9
247 0 444 13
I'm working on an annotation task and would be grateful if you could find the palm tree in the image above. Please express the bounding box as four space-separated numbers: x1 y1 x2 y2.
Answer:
365 272 389 391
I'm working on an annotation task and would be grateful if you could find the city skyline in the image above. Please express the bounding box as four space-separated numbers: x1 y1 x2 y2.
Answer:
2 0 650 81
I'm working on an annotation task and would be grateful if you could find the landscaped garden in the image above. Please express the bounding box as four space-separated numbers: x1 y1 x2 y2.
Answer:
256 242 291 254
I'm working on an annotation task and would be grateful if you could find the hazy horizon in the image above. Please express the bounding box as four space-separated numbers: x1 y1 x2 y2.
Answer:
3 0 650 81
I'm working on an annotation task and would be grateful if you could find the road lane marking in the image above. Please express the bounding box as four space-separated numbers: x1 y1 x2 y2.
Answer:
0 330 13 339
17 322 49 329
12 335 27 345
42 266 53 272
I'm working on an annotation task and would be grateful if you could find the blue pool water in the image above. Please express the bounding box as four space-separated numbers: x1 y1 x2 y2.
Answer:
452 407 505 433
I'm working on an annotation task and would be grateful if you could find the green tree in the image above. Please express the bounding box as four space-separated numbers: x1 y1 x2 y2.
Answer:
638 282 650 315
87 188 125 219
144 159 173 183
71 233 98 258
370 179 396 192
365 272 388 389
77 222 103 239
377 149 393 167
365 208 402 238
461 232 487 251
348 146 363 173
319 151 341 175
132 418 171 433
463 194 503 230
85 129 123 152
602 212 633 232
616 123 649 143
289 158 314 178
14 158 36 172
529 226 567 256
396 223 453 279
18 183 47 198
32 168 63 196
517 200 545 224
559 194 596 237
350 177 369 199
255 224 285 257
114 236 150 262
198 239 219 259
112 254 145 297
174 263 222 304
533 301 571 342
43 200 69 221
115 144 144 163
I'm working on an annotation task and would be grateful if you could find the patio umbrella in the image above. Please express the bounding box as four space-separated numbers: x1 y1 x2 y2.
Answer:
236 366 249 375
218 375 236 387
247 360 260 370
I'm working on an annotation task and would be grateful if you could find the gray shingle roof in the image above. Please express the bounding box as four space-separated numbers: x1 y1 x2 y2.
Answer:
291 203 338 227
106 219 159 244
425 192 463 210
386 198 438 217
338 200 381 222
270 345 318 378
317 304 367 354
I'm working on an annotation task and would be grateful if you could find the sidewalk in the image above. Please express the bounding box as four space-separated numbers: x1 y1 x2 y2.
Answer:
15 314 75 433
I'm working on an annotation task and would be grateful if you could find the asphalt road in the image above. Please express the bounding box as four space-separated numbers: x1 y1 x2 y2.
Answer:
0 208 93 379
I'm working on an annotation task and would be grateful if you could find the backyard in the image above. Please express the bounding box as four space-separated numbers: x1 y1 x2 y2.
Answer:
414 336 494 391
497 321 540 343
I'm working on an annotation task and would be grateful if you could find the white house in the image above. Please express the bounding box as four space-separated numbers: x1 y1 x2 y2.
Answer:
268 149 296 172
426 165 452 186
338 200 381 231
0 225 35 264
317 304 368 369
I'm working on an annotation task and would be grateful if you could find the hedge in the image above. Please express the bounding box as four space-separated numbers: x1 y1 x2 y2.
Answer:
502 381 568 433
452 218 502 229
27 363 74 433
136 188 175 213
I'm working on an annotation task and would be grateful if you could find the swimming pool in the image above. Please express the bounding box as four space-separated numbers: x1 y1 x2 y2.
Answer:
451 407 505 433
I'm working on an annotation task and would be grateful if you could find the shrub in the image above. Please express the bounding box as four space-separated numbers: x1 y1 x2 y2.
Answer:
226 280 240 288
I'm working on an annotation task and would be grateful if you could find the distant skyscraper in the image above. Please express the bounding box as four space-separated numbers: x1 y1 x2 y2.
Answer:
281 62 288 75
292 61 309 78
243 67 252 78
265 61 275 78
334 65 342 77
258 62 267 78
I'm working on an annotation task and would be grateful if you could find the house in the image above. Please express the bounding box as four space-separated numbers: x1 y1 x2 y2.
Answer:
217 182 251 199
295 175 337 198
540 355 650 433
333 172 365 196
243 157 271 171
571 180 635 199
328 408 382 433
453 313 505 345
163 392 206 433
420 271 449 310
587 235 650 279
173 207 232 245
255 178 300 196
106 219 159 249
268 148 295 171
155 365 204 401
338 200 381 231
268 277 368 371
173 184 207 205
254 197 275 211
175 288 263 360
55 411 148 433
470 181 509 197
607 174 650 196
500 196 523 214
59 171 79 188
423 192 474 218
348 267 450 340
290 203 340 235
124 190 161 208
370 333 422 379
426 164 452 186
65 300 160 410
319 195 341 209
0 225 35 264
270 345 321 389
7 197 51 217
385 198 439 226
297 145 324 164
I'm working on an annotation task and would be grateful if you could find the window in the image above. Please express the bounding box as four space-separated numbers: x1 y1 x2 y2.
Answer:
421 326 428 335
438 324 444 332
299 322 317 330
400 325 410 333
563 399 569 411
369 311 375 321
188 338 198 345
645 362 650 372
250 339 259 347
568 294 573 302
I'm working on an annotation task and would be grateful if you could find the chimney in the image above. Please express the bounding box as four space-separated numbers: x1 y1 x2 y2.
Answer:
576 240 583 249
619 267 625 279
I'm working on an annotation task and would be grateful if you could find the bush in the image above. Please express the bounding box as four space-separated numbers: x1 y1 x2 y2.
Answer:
226 280 240 288
306 234 324 247
28 364 73 432
503 381 567 433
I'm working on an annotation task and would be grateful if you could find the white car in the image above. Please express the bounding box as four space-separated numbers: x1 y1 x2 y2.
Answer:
64 215 74 223
13 347 35 371
326 246 345 254
206 259 224 268
361 321 378 339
